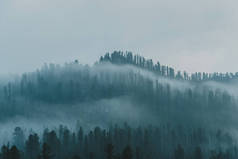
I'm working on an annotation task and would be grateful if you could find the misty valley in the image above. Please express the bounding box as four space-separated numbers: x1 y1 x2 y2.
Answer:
1 51 238 159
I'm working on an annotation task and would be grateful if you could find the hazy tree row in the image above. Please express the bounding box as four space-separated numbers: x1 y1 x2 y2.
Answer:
0 53 237 126
2 123 237 159
100 51 238 82
0 59 236 107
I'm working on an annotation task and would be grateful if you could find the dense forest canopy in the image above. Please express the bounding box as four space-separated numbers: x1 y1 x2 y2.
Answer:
0 51 238 159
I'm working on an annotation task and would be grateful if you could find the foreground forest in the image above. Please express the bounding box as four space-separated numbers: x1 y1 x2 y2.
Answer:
0 51 238 159
1 123 237 159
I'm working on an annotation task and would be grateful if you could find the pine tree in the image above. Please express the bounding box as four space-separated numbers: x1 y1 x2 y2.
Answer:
25 134 40 159
1 145 10 159
9 146 20 159
174 144 184 159
194 146 202 159
105 144 114 159
39 143 53 159
122 145 133 159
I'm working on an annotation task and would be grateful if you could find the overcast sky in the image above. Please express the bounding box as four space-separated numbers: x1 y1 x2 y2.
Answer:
0 0 237 74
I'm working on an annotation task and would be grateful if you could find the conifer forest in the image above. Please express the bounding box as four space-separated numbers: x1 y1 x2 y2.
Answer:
0 51 238 159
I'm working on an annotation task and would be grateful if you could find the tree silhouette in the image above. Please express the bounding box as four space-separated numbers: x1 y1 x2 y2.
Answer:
13 127 25 150
194 146 202 159
1 145 10 159
122 145 133 159
89 152 94 159
9 146 20 159
25 134 40 159
174 144 184 159
72 155 81 159
39 143 53 159
105 144 114 159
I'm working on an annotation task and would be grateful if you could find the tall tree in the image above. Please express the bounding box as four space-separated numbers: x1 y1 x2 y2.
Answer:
40 143 53 159
1 145 10 159
174 144 184 159
194 146 202 159
25 134 40 159
13 127 25 150
105 144 114 159
122 145 133 159
9 146 20 159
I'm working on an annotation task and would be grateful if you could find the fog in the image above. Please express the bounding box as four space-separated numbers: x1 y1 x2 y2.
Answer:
0 59 238 146
0 52 237 159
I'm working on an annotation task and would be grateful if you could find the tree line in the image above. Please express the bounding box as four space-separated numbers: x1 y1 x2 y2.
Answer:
1 123 237 159
99 51 238 82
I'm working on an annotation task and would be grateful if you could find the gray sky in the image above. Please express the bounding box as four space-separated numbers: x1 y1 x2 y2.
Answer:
0 0 237 75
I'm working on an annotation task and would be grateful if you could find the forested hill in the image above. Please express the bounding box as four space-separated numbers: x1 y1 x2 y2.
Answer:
0 51 237 129
99 51 238 82
0 52 238 159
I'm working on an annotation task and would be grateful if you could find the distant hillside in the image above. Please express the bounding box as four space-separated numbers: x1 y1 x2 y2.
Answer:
0 52 237 130
0 51 238 159
99 51 238 82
